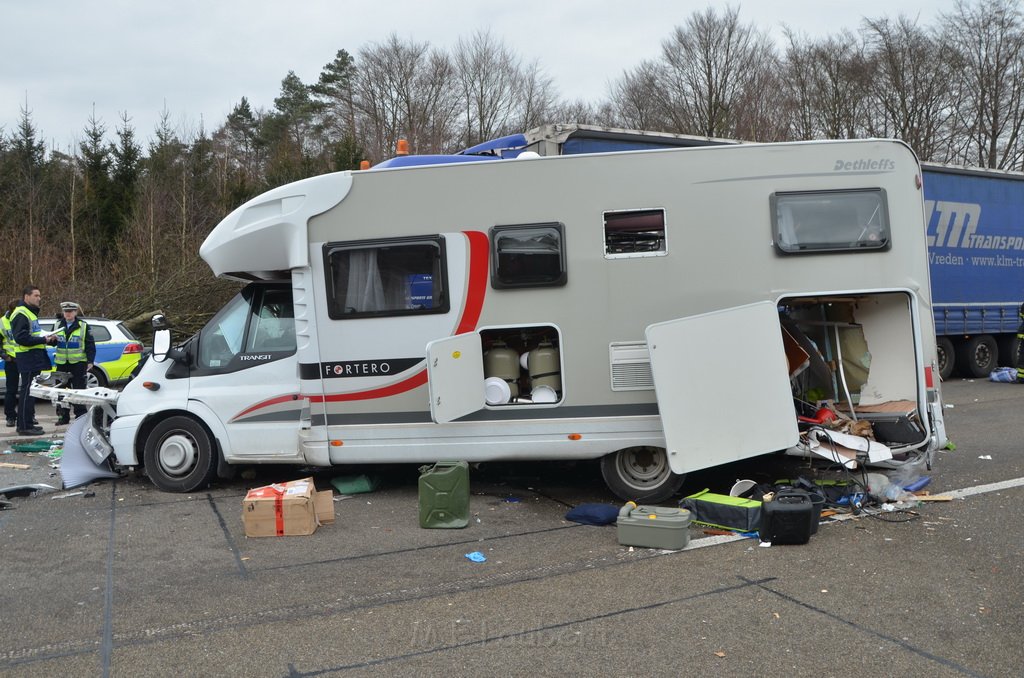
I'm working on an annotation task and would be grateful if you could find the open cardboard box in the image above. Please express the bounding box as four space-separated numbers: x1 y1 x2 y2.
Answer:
242 477 335 537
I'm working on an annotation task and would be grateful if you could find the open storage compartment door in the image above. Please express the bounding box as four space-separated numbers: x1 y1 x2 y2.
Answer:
646 301 799 475
426 333 485 423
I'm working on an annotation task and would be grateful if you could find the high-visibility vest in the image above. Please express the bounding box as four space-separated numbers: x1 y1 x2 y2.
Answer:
1 314 17 356
8 305 43 356
55 321 89 364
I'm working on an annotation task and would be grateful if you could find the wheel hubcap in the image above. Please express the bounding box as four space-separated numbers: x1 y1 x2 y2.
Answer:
159 434 197 476
619 448 668 488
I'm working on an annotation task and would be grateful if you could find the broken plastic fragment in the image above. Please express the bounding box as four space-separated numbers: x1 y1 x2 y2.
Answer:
464 551 487 562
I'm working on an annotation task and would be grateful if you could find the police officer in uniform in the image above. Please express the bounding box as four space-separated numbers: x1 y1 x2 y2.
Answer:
2 298 22 427
10 285 57 435
53 301 96 425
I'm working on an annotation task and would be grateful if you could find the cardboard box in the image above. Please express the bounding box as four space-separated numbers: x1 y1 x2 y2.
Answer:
242 477 335 537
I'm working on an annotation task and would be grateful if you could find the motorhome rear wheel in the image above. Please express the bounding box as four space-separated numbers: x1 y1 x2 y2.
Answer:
600 447 686 503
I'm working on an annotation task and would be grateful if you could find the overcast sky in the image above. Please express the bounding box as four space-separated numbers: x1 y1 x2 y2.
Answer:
3 0 962 151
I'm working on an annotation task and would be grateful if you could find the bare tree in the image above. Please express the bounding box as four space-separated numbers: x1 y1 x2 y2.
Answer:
512 60 559 132
780 29 873 140
603 60 674 130
453 30 522 146
941 0 1024 168
861 15 959 161
354 34 461 160
657 5 779 138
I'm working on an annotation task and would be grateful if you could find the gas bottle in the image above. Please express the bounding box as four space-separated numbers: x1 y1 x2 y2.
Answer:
483 341 519 398
528 341 561 393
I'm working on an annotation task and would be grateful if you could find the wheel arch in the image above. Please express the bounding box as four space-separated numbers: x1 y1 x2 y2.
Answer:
135 408 224 471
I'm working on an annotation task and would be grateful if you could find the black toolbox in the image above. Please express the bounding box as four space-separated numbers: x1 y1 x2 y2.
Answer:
760 489 814 545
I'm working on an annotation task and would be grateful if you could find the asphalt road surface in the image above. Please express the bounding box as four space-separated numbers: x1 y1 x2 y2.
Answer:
1 378 1022 677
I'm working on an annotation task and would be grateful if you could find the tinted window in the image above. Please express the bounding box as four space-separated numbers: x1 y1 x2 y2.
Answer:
490 223 566 289
773 189 890 253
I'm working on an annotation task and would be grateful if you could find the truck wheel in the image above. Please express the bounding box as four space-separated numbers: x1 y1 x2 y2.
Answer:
997 335 1021 369
600 447 686 503
957 335 998 378
936 337 955 381
143 416 218 492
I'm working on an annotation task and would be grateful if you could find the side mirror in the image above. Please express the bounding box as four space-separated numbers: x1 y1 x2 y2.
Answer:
152 329 172 363
151 314 169 330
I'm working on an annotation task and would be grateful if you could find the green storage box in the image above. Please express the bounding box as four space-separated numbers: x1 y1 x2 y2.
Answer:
418 461 469 529
616 502 691 550
680 489 762 532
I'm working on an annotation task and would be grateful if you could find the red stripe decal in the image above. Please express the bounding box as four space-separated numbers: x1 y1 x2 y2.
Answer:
308 369 428 403
455 230 489 335
233 393 300 421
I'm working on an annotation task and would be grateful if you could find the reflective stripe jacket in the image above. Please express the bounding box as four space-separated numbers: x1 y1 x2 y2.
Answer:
54 319 95 365
1 314 17 360
10 303 52 373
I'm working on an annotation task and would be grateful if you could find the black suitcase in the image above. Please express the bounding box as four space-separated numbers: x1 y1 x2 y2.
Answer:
760 489 814 545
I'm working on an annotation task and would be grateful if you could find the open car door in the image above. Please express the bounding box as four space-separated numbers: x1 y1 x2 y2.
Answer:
426 333 485 423
646 301 799 475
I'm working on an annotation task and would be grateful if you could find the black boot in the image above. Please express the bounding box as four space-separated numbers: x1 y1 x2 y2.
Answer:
56 410 70 426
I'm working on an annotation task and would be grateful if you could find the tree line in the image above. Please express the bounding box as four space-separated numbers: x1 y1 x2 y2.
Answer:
1 0 1020 336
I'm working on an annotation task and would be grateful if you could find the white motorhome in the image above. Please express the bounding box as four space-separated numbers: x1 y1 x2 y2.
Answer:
74 138 947 499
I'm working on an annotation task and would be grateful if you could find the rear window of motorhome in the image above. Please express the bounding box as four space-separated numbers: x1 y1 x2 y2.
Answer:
324 237 449 319
604 208 666 257
772 189 890 254
490 223 567 288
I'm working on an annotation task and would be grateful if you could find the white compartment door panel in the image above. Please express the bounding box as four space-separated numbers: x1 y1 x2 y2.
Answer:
646 301 799 475
425 333 484 423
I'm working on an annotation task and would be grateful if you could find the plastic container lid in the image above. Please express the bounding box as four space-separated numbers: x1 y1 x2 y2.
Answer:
484 377 512 405
730 479 757 497
531 384 558 403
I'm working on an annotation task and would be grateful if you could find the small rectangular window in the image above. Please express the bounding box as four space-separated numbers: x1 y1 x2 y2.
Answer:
246 288 296 353
490 223 567 289
324 237 448 319
604 208 666 258
773 189 890 254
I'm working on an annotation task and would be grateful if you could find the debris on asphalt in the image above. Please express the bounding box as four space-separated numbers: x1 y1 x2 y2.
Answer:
331 473 380 495
564 503 619 525
464 551 487 562
0 483 57 499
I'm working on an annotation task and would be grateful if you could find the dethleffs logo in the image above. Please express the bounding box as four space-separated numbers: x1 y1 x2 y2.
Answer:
833 158 896 172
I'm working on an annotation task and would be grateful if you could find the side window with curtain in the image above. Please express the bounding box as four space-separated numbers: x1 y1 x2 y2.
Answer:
324 237 449 319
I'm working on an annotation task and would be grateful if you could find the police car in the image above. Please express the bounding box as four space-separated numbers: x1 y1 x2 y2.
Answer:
0 317 145 395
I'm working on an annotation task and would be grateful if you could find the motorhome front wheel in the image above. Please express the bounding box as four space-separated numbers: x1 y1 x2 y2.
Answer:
143 416 218 492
